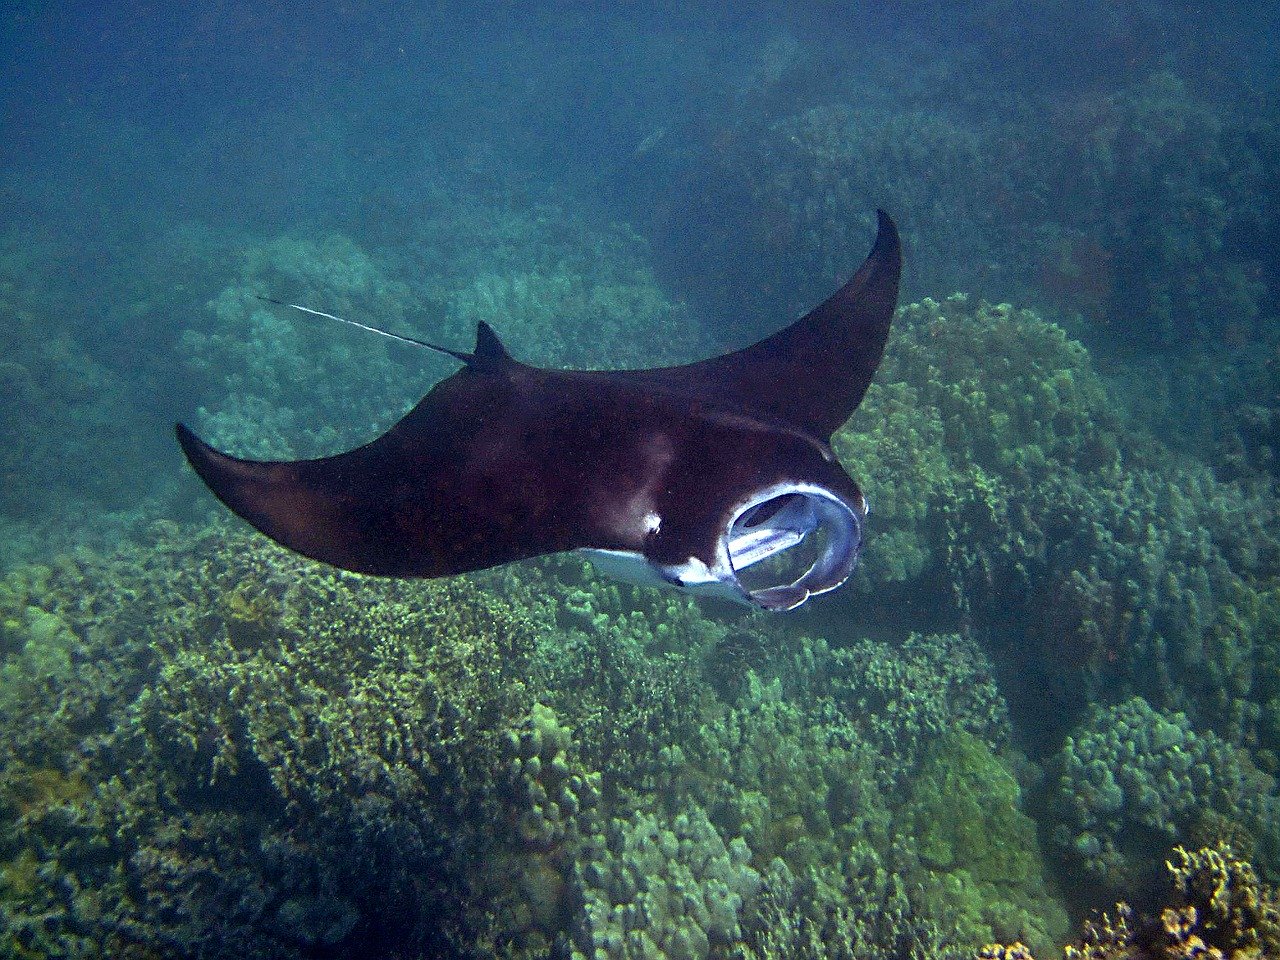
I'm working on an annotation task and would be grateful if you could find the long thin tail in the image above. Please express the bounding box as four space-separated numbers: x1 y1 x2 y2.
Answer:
255 295 473 363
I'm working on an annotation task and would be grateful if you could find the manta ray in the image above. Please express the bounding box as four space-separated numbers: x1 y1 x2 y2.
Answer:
177 211 901 611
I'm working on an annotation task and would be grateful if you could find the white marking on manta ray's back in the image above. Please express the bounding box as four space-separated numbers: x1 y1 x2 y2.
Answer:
595 433 673 544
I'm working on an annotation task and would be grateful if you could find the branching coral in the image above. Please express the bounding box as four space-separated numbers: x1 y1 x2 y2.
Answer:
983 842 1280 959
1164 844 1280 957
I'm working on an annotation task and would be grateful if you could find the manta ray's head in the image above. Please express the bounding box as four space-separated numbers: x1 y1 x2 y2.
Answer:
582 464 868 613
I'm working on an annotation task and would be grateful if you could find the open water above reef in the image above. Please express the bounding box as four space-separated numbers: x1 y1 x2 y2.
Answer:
2 2 1279 958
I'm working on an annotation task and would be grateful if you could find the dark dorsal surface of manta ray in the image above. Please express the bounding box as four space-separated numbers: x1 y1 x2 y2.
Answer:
176 210 902 612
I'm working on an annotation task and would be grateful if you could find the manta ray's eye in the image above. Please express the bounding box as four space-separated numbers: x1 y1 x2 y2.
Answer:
724 486 862 612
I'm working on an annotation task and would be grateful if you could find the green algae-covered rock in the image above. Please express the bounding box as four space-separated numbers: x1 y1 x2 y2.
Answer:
902 731 1069 956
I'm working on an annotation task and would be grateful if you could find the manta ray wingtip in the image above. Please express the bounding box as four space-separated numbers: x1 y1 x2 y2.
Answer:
174 421 202 460
872 209 900 257
174 421 233 496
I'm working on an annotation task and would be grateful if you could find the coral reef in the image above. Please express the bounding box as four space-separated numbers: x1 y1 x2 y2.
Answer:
0 522 553 957
729 849 961 960
664 64 1274 362
6 287 1265 958
836 295 1280 761
501 561 1032 958
7 16 1280 958
0 519 1069 959
20 285 1257 959
1047 698 1278 894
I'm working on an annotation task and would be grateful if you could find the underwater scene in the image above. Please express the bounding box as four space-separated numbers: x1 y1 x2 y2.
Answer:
3 2 1280 957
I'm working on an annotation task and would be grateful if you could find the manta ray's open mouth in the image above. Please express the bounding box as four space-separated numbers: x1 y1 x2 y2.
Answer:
576 482 864 612
723 484 863 612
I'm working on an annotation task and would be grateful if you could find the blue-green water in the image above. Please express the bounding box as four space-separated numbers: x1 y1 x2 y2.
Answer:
2 3 1278 957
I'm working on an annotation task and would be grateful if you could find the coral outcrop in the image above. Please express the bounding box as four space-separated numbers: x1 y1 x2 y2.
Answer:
981 843 1280 959
572 805 761 960
1047 697 1278 893
836 295 1280 764
904 732 1068 953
